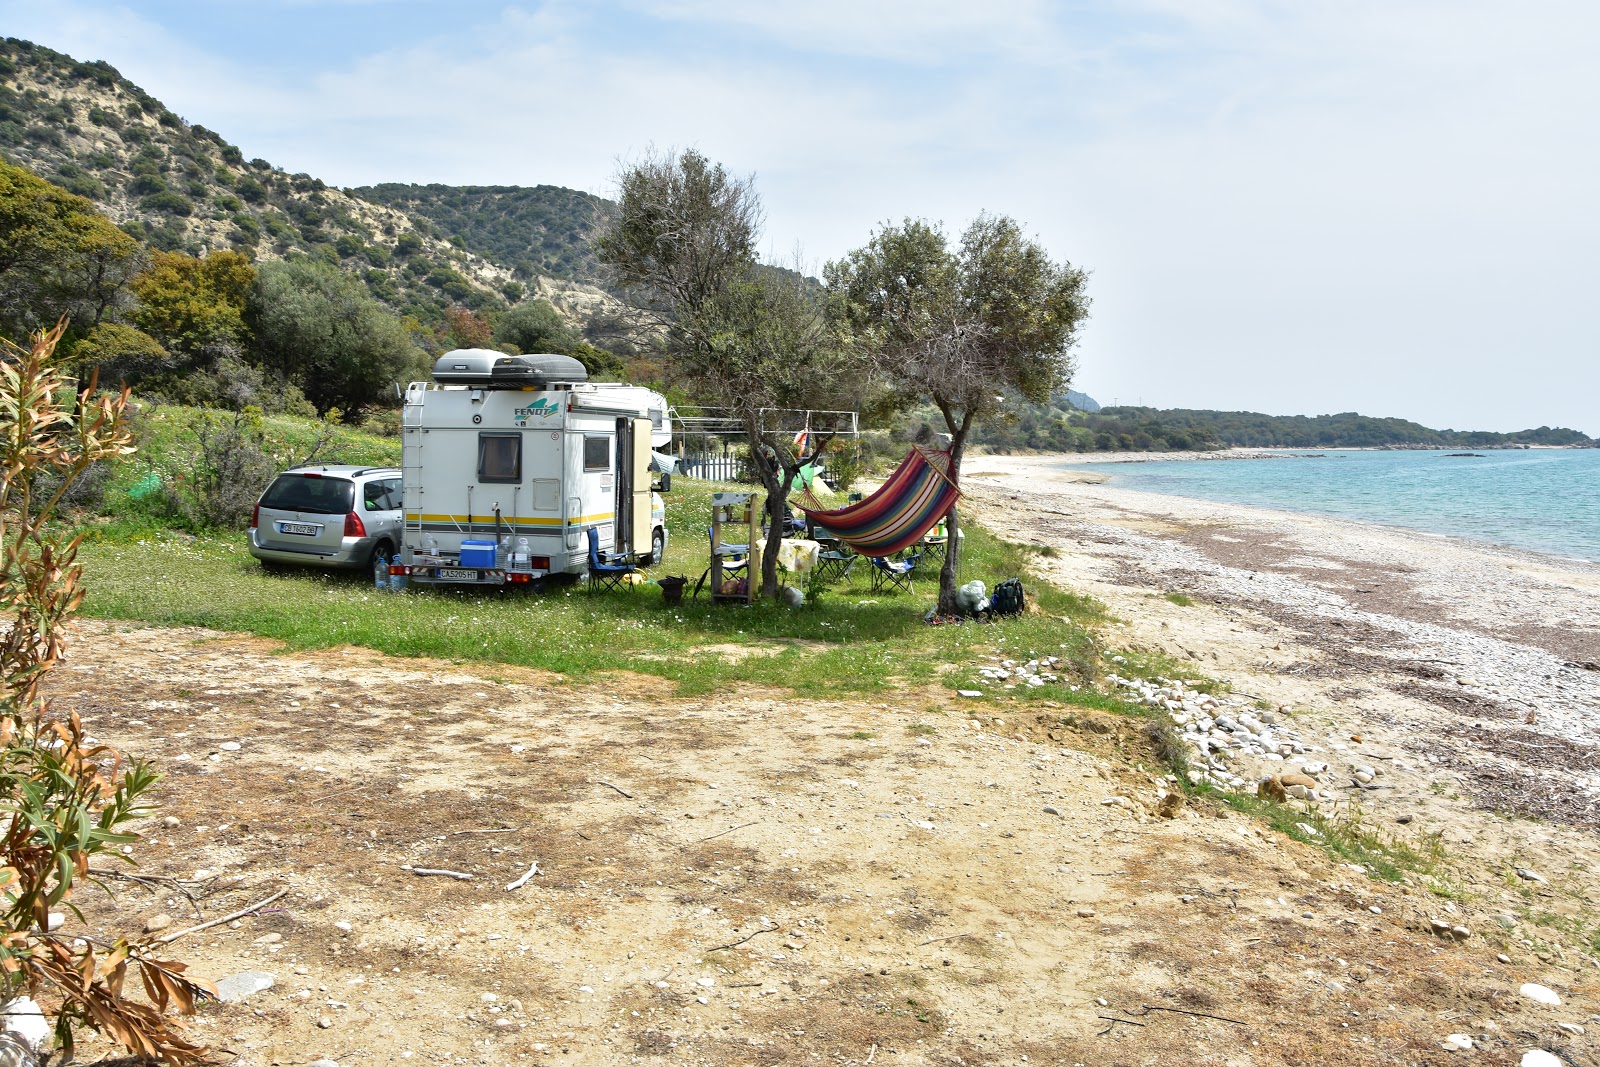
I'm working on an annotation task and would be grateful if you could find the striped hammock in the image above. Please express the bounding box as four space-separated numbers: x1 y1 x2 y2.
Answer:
795 445 960 557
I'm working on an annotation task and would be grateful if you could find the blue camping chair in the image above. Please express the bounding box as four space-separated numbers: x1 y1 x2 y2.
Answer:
869 552 920 594
587 526 635 593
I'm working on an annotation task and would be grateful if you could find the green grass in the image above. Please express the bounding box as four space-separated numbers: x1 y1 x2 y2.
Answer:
73 478 1109 698
1164 592 1194 607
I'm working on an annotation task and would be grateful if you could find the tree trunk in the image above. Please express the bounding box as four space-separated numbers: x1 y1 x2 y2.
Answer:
935 422 970 615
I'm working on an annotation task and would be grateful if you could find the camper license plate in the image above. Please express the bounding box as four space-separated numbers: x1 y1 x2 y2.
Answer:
280 522 317 536
435 568 479 581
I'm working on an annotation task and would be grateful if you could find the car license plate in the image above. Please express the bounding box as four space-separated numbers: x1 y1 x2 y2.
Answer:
435 568 479 581
279 522 318 535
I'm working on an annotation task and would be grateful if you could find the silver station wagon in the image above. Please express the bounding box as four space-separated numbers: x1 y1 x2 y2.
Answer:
248 465 402 571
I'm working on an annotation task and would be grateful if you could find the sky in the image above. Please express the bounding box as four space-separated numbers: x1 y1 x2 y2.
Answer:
6 0 1598 433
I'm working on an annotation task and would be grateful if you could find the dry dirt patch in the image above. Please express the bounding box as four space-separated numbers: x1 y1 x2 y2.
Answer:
41 620 1599 1066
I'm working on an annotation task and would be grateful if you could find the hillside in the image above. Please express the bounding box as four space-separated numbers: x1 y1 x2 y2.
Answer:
1096 407 1595 450
352 182 614 284
0 38 537 327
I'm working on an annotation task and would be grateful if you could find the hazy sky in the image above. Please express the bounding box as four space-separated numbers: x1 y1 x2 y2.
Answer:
7 1 1598 433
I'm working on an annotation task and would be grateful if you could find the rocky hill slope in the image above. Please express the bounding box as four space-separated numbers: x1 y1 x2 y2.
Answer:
0 37 623 331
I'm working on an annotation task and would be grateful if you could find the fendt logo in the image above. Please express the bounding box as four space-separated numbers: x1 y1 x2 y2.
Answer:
513 399 559 426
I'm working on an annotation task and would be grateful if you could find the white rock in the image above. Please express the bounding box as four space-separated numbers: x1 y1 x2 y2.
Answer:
309 1060 340 1067
215 971 276 1003
1556 1023 1584 1035
1515 868 1547 883
334 921 352 934
219 741 242 752
45 913 64 932
1519 982 1561 1006
1520 1052 1563 1067
1 996 51 1049
1441 1034 1473 1051
957 690 984 698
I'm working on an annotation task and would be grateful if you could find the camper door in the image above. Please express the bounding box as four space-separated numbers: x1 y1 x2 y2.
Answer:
613 417 654 556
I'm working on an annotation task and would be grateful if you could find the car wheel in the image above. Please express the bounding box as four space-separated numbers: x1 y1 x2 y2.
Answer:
648 528 665 566
371 538 395 567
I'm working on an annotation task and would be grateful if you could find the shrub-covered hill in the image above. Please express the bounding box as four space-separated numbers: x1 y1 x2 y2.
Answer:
1094 408 1595 450
352 183 614 285
0 37 522 325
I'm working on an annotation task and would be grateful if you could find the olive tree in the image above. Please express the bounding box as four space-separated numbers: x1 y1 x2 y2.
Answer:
595 148 862 598
826 214 1090 613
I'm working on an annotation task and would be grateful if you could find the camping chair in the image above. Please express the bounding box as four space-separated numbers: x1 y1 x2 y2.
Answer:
814 544 857 584
869 552 920 594
586 526 635 594
918 522 949 564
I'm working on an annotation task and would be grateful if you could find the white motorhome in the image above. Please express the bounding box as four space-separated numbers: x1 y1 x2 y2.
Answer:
394 349 672 588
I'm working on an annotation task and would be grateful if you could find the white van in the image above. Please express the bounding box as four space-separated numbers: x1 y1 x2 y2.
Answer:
393 349 672 587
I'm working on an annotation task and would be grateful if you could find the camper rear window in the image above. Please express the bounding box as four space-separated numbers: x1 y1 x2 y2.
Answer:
583 435 610 472
478 433 521 483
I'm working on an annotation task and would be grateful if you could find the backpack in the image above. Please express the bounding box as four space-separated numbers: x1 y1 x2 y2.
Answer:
990 578 1025 617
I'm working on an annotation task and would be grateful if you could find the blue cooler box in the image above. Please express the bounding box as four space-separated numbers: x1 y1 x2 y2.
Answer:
459 540 498 568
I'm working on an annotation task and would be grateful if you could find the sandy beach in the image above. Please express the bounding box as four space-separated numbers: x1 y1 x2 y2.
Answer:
967 451 1600 841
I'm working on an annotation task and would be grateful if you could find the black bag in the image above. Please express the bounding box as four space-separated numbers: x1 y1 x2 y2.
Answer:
990 578 1025 617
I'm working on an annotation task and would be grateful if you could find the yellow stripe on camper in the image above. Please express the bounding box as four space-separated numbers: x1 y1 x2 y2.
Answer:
404 512 615 527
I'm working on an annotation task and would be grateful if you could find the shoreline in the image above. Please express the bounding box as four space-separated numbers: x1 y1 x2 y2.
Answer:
963 452 1600 834
980 448 1600 567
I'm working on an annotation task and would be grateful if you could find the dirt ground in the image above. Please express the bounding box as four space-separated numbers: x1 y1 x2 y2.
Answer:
47 598 1599 1066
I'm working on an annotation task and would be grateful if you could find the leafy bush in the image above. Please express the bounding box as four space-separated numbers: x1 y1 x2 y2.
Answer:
0 322 209 1062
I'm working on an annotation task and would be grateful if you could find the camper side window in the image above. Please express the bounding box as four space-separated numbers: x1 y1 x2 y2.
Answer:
478 433 521 483
583 435 610 472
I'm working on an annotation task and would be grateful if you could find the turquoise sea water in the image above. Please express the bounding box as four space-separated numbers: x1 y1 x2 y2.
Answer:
1062 449 1600 563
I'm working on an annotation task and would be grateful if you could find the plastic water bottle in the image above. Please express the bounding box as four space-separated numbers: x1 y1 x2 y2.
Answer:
373 553 389 590
389 563 408 593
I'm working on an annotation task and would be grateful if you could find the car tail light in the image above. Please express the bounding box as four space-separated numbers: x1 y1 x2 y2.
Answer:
344 511 366 537
250 503 260 529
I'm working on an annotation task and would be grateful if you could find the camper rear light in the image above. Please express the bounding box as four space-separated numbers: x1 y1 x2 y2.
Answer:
506 572 532 584
344 511 367 537
388 564 410 576
530 555 550 570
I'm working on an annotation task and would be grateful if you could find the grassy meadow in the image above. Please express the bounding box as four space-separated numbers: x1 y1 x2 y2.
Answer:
74 414 1110 698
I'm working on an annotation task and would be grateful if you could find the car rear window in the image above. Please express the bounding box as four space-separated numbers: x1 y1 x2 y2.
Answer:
260 474 355 515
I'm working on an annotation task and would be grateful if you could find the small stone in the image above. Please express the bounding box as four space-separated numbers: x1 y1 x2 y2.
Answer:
1498 954 1511 964
143 914 173 933
1 995 51 1049
251 932 282 946
161 816 181 829
1493 914 1518 929
1396 814 1413 824
316 1016 333 1029
957 690 984 698
1042 805 1061 816
1368 906 1382 915
1556 1023 1584 1035
1076 908 1096 918
1441 1033 1473 1051
309 1059 339 1067
1515 867 1547 883
1519 982 1561 1006
219 741 242 752
45 914 64 932
334 921 352 934
215 971 276 1004
1520 1052 1562 1067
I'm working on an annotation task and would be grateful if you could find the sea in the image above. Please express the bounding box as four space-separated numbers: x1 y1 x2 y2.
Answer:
1060 449 1600 564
